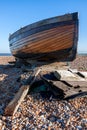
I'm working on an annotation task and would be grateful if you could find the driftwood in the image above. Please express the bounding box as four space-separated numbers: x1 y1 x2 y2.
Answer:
4 68 41 116
68 68 87 79
54 70 86 81
41 75 87 99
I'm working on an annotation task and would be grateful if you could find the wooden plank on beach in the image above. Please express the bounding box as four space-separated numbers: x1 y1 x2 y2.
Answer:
64 81 87 88
68 69 87 79
41 76 87 99
64 91 87 100
4 68 41 116
78 72 87 79
54 70 85 81
50 80 84 97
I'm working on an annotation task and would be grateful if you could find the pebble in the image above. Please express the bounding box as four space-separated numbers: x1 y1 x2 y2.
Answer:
0 56 87 129
76 125 82 130
0 119 2 126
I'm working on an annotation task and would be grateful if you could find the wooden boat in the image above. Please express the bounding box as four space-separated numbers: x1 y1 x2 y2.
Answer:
9 12 78 63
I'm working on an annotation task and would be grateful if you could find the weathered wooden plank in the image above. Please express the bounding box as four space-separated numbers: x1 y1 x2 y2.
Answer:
41 76 66 98
64 91 87 100
4 85 29 116
4 68 41 116
41 76 87 99
64 81 87 88
54 70 85 81
53 81 87 99
41 76 76 98
10 25 74 49
68 68 78 73
68 69 87 80
50 80 85 98
21 37 73 53
11 31 73 51
11 31 73 53
79 72 87 79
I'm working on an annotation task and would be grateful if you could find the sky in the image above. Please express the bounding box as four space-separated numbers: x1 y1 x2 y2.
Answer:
0 0 87 53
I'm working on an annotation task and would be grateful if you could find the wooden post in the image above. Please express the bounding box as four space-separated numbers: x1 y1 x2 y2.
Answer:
4 68 41 116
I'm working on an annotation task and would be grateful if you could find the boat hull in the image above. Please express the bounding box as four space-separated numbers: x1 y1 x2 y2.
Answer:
9 12 78 62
